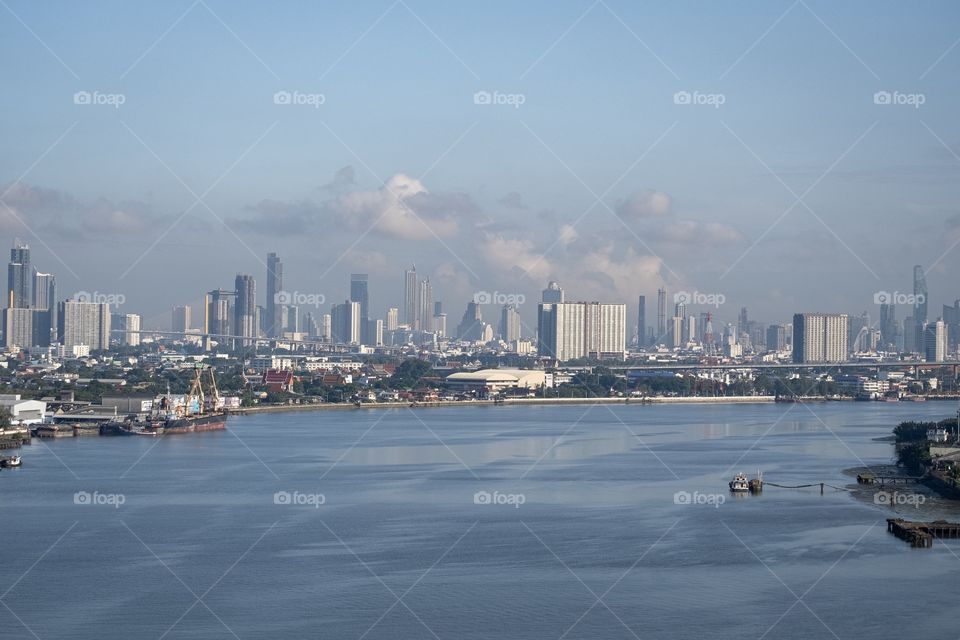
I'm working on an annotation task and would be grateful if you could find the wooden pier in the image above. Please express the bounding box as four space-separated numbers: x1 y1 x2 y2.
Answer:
887 518 960 548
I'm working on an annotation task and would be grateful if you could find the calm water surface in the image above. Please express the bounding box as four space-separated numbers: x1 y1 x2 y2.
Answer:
2 402 958 639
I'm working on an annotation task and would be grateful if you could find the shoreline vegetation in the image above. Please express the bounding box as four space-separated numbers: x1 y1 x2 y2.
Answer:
230 395 780 414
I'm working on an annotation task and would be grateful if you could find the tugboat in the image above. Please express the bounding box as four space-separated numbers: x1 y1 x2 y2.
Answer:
729 472 750 493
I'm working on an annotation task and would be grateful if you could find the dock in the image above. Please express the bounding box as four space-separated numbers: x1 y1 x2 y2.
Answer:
887 518 960 548
857 473 921 485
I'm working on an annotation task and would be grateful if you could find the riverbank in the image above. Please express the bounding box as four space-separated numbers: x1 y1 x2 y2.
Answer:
230 395 778 415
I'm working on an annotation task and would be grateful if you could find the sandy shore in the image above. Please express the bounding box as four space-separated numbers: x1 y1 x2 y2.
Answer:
230 395 778 415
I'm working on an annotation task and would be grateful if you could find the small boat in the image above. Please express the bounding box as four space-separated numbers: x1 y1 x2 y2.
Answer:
2 455 22 468
729 472 750 492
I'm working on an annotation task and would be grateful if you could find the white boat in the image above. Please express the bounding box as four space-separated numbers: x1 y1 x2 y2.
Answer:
729 472 749 492
2 455 22 468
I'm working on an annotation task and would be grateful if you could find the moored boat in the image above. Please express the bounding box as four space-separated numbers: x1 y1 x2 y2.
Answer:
729 472 750 492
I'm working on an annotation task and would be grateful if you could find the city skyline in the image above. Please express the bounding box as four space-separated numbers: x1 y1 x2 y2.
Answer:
2 2 960 326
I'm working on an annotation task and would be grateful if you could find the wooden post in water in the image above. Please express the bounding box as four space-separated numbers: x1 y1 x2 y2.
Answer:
820 483 824 494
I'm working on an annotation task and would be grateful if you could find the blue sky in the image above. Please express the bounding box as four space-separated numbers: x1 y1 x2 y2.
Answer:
2 0 960 332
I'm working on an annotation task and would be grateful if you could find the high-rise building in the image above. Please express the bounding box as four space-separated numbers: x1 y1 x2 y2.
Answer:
7 242 30 308
321 313 332 342
657 288 667 341
903 315 918 353
434 313 447 338
112 313 141 347
766 324 786 351
542 281 564 303
792 313 848 363
404 265 419 329
942 300 960 353
58 300 110 351
331 301 361 344
234 275 256 347
913 265 928 325
456 301 484 341
538 302 626 361
670 316 684 349
3 308 50 348
418 278 433 333
350 273 370 342
879 303 896 350
637 295 646 347
434 301 442 316
265 252 283 337
32 271 54 309
205 289 233 337
172 305 191 333
499 305 521 342
386 307 399 331
686 315 698 345
924 320 947 362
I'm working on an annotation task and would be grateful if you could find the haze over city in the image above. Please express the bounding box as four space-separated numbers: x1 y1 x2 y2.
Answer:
4 1 960 330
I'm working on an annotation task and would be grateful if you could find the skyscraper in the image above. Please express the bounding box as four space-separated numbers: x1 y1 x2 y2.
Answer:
58 300 110 351
331 300 361 344
32 271 56 341
3 308 50 348
913 265 928 324
792 313 848 363
637 295 646 347
350 273 370 342
112 313 141 347
386 307 399 331
657 288 667 341
538 302 626 361
418 278 433 333
456 301 484 341
404 265 419 329
172 305 191 333
879 303 896 350
766 324 786 351
234 274 256 347
265 252 283 338
924 320 947 362
499 305 521 342
541 281 564 303
7 241 30 308
205 289 233 337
